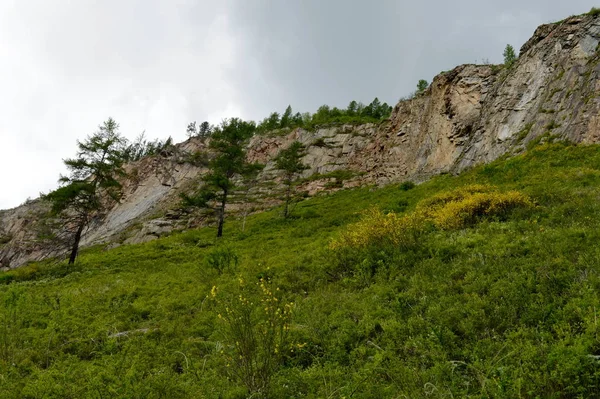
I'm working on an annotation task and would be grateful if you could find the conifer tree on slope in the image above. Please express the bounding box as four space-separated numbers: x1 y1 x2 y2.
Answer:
275 141 308 218
182 117 260 237
46 118 127 264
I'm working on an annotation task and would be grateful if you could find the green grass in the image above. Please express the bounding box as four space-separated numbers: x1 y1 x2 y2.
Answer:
3 142 600 397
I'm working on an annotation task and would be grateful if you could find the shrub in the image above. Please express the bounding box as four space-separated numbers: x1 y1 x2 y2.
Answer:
204 247 239 274
416 184 534 229
324 180 343 189
330 185 533 251
211 279 293 397
396 199 409 212
588 7 600 16
185 151 210 167
0 234 12 245
399 181 416 191
329 208 426 251
503 44 517 67
311 138 328 148
416 79 429 94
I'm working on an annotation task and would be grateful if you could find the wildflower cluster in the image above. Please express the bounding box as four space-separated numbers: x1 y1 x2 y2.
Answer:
211 278 293 397
417 184 534 230
329 208 426 251
330 185 533 250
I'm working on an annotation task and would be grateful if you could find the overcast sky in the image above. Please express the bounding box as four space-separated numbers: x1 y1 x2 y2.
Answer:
0 0 597 210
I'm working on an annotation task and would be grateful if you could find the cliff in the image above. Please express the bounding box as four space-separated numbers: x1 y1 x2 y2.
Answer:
3 13 600 269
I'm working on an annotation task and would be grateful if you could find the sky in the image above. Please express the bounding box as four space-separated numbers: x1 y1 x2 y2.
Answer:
0 0 597 210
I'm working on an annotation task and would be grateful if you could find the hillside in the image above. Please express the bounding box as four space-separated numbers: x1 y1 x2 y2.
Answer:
4 8 600 398
5 12 600 269
1 141 600 397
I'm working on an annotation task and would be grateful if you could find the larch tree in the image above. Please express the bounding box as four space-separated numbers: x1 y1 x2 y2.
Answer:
503 44 517 67
182 118 259 237
280 105 293 128
275 141 308 218
417 79 429 93
46 118 128 264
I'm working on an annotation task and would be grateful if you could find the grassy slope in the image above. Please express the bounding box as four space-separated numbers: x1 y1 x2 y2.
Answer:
2 142 600 398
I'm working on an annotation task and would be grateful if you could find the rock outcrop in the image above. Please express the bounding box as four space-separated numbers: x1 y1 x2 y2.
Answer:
3 13 600 269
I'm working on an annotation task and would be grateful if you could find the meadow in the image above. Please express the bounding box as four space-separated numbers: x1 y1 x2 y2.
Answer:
2 141 600 398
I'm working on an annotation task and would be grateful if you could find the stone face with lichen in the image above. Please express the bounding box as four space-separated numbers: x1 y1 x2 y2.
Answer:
4 13 600 269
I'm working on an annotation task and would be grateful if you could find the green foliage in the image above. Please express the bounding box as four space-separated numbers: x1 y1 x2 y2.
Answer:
346 100 358 116
184 117 261 237
186 121 213 139
179 188 215 209
205 246 239 274
124 133 172 161
279 105 293 129
311 137 329 148
302 169 358 183
45 118 128 264
515 123 533 144
399 181 416 191
6 142 600 396
275 141 309 218
275 142 308 180
545 120 561 131
0 234 12 245
183 150 210 167
211 279 293 397
256 97 393 134
588 7 600 16
503 44 517 67
416 79 429 93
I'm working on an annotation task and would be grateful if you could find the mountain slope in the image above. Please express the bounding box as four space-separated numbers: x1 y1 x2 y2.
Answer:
4 13 600 269
1 141 600 397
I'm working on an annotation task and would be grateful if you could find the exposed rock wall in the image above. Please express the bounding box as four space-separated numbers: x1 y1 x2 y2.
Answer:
3 13 600 269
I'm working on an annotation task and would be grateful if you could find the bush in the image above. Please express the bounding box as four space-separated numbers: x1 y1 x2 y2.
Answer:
330 185 533 251
204 247 239 274
0 234 12 245
211 279 294 397
311 138 328 148
185 151 209 167
503 44 517 67
329 208 426 251
416 184 534 229
589 7 600 16
399 181 415 191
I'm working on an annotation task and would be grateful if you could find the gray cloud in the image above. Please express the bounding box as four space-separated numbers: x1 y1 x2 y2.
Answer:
0 0 597 209
226 0 597 116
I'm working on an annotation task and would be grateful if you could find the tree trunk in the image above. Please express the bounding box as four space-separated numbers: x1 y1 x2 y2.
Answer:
284 183 291 219
217 188 228 238
68 222 85 265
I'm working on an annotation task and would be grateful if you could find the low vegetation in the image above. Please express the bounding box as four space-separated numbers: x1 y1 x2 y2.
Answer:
2 141 600 397
187 98 394 141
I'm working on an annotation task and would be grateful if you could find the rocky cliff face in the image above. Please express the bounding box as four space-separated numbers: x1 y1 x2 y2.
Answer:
3 13 600 269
